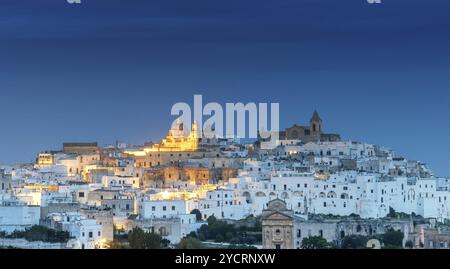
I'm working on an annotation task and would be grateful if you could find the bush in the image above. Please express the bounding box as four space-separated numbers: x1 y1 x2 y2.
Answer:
9 226 71 243
215 234 225 243
177 237 204 249
228 244 258 250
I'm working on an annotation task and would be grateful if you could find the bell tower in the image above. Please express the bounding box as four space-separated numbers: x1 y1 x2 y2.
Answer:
310 110 322 136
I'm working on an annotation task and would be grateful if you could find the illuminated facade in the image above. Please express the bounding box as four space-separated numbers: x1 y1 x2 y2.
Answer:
36 152 55 167
126 121 199 157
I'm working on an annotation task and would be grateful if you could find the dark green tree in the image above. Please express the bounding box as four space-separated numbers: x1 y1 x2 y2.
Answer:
301 236 331 249
382 229 404 249
207 215 217 226
128 227 162 249
341 235 368 249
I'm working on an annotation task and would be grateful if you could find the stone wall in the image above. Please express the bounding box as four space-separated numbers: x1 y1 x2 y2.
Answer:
0 238 66 249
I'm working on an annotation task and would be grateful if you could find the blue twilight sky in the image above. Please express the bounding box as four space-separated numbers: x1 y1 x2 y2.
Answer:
0 0 450 175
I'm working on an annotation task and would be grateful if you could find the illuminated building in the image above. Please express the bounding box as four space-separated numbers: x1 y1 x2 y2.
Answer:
36 152 55 167
126 121 199 156
126 121 223 169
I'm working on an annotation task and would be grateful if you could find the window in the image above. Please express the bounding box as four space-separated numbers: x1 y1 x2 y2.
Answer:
275 244 281 250
152 206 156 211
172 206 176 211
163 206 167 211
297 229 301 238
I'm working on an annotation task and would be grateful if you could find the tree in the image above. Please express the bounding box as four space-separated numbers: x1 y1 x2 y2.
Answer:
128 228 146 249
10 225 70 243
187 231 198 239
144 232 163 249
382 228 404 249
341 235 368 249
128 227 162 249
177 237 205 249
190 209 202 222
301 236 331 249
207 215 217 226
387 207 397 218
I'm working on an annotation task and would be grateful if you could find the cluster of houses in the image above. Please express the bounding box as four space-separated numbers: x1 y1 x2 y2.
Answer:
1 112 450 249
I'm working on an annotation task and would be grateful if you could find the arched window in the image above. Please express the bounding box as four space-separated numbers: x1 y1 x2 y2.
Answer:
327 191 337 198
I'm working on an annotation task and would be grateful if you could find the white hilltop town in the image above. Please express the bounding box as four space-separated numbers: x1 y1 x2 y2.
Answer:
1 111 450 249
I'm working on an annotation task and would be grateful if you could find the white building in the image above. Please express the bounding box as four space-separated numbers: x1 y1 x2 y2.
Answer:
101 176 140 189
141 200 190 219
0 200 40 233
52 212 103 249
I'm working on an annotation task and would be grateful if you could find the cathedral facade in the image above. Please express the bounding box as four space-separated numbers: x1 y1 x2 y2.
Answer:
262 199 295 249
